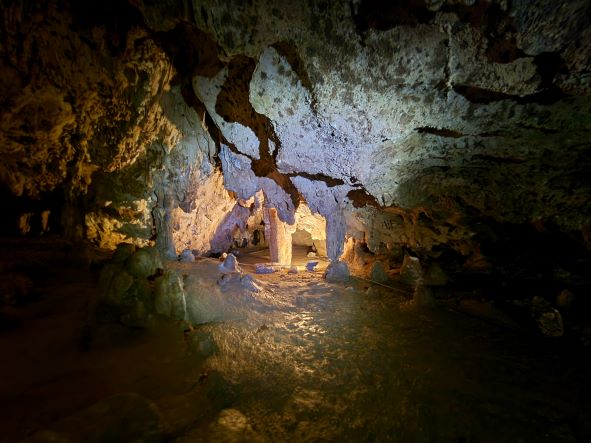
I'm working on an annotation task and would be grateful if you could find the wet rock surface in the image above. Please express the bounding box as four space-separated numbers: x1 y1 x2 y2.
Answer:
0 244 591 442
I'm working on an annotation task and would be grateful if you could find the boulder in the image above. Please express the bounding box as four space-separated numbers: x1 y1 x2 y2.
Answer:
370 261 389 284
532 296 564 337
179 249 195 262
218 253 240 274
127 247 163 279
154 272 187 320
324 260 350 282
399 255 422 285
101 266 134 306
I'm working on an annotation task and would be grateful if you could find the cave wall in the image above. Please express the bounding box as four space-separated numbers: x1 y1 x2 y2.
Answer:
0 0 241 254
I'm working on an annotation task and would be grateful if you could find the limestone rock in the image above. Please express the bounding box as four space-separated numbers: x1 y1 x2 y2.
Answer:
219 253 241 274
100 265 135 306
255 263 277 274
211 408 263 443
324 261 350 282
400 256 423 285
306 261 319 272
240 274 262 292
179 249 196 262
154 272 187 320
532 296 564 337
370 261 390 284
127 247 163 279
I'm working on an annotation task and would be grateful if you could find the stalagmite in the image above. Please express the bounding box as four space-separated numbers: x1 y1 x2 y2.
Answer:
264 207 295 265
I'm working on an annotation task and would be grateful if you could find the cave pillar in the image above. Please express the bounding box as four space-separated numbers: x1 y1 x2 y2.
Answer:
264 207 293 265
153 186 177 260
325 212 346 261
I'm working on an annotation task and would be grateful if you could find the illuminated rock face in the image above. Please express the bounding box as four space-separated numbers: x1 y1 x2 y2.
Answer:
264 208 294 265
1 1 591 290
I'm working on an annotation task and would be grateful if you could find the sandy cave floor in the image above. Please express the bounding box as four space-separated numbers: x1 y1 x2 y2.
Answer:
0 239 590 442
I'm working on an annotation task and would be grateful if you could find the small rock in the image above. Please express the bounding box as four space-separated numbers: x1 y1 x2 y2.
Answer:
400 255 422 285
241 274 262 292
556 289 575 310
288 266 299 274
532 296 564 337
179 249 195 262
306 261 319 272
218 253 240 274
324 260 350 282
536 309 564 337
255 263 277 274
206 408 263 442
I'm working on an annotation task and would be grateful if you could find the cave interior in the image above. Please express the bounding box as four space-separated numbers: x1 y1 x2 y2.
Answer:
1 0 591 442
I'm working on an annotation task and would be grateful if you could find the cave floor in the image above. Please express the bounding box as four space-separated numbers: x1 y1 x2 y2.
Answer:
0 240 590 442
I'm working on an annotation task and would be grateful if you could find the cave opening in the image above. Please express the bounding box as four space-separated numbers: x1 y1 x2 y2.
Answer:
223 199 328 270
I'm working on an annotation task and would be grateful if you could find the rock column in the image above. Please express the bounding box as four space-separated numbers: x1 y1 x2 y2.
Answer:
153 184 177 260
264 207 293 265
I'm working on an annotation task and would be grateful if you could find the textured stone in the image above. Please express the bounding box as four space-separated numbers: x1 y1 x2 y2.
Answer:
154 271 187 320
218 253 240 274
179 249 195 262
400 256 423 285
370 261 390 284
127 247 163 279
324 260 350 282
